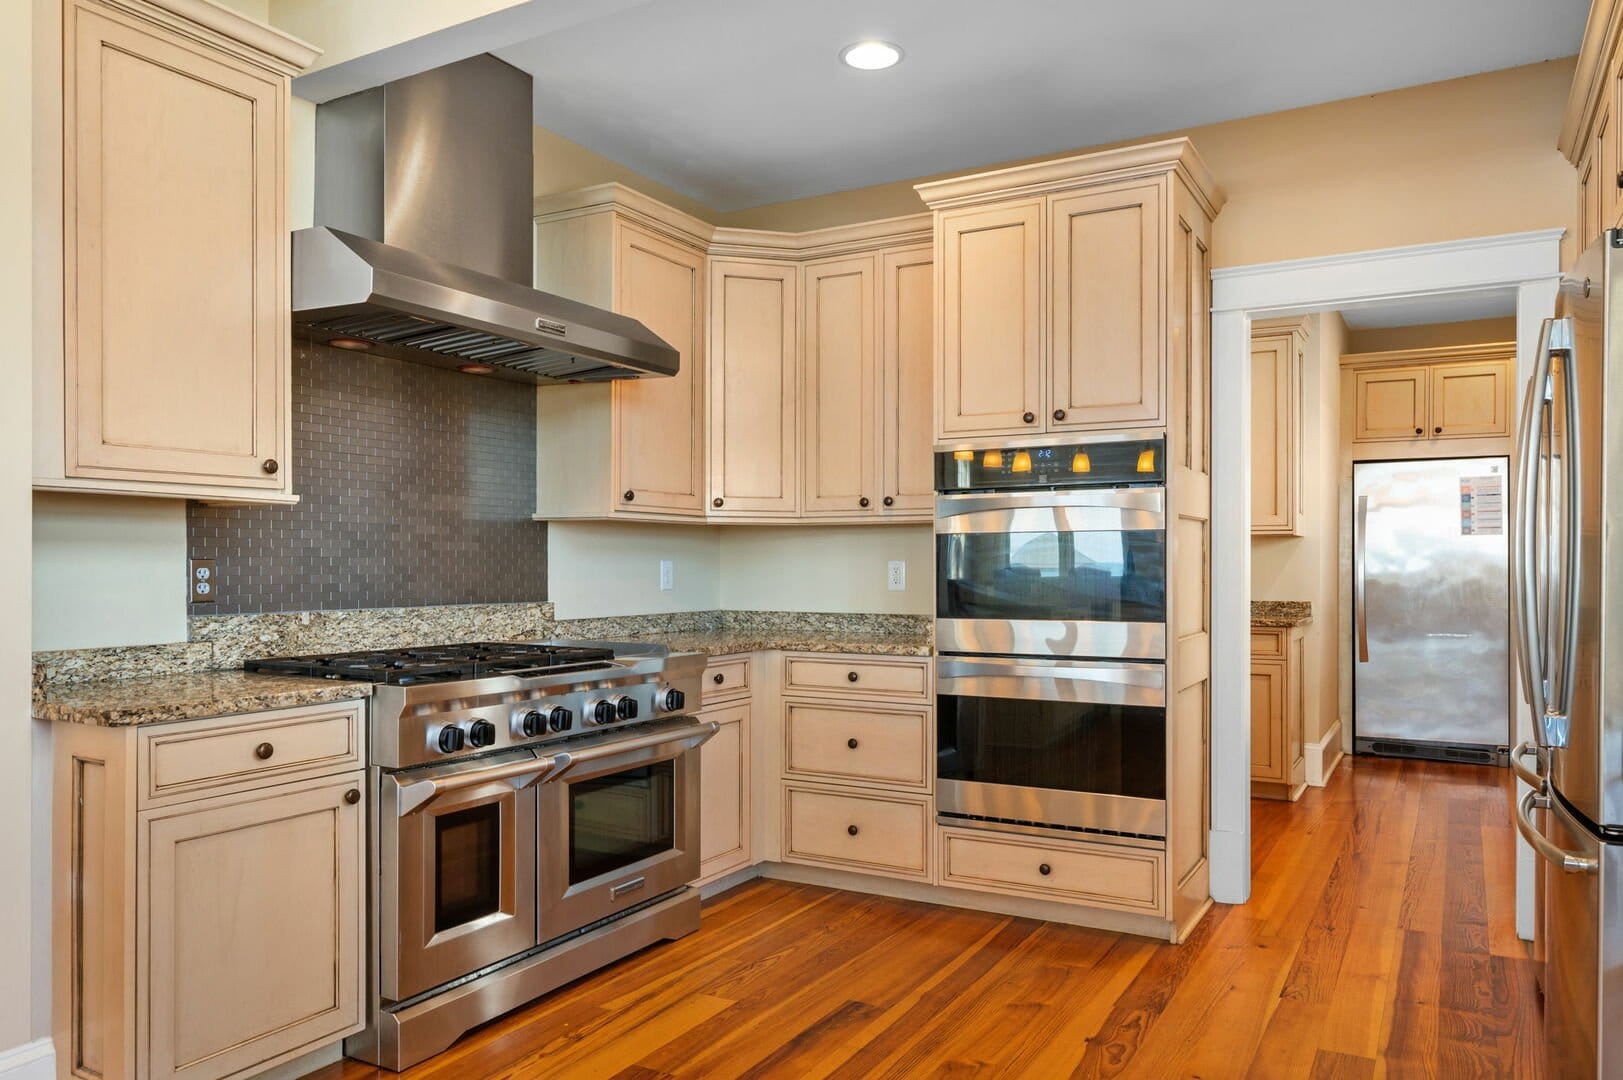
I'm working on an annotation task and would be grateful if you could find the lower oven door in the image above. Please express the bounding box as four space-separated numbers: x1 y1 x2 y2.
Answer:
936 655 1167 838
538 718 718 938
379 748 555 1002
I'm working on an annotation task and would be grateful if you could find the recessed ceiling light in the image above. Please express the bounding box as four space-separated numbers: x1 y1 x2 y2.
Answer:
841 41 902 70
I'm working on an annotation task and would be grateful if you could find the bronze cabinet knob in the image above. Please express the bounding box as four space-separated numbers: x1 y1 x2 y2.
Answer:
1053 409 1067 421
859 497 870 508
1039 863 1052 876
254 742 274 760
343 788 361 805
882 496 894 507
847 824 859 836
712 672 724 685
713 497 724 508
1615 170 1622 189
1022 411 1036 424
1414 427 1423 436
847 737 859 749
261 459 279 475
623 490 635 501
847 671 859 683
1434 426 1443 434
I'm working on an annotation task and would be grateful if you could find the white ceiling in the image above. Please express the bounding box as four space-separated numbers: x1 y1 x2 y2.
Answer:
300 0 1588 212
1336 288 1518 329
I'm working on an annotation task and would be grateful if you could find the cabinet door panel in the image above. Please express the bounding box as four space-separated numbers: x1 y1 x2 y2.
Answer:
881 247 935 515
67 3 286 487
1250 331 1300 535
1049 183 1163 429
1250 661 1285 781
142 774 363 1080
938 201 1043 438
614 222 705 514
709 259 798 515
1429 360 1510 438
1352 366 1427 442
803 256 877 515
698 702 750 882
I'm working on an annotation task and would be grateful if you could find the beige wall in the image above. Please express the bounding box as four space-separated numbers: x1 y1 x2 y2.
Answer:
265 0 527 70
714 61 1578 268
546 522 720 620
718 526 932 615
1345 315 1518 354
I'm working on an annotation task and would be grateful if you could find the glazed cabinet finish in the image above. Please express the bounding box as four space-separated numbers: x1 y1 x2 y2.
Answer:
1347 351 1513 445
1250 626 1306 801
696 698 752 884
43 0 314 502
880 247 937 514
1560 6 1623 253
1428 360 1512 438
1250 320 1306 536
708 259 799 516
1352 366 1428 442
52 700 368 1080
801 256 878 515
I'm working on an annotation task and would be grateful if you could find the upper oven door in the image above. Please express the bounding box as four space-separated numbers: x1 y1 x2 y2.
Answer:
935 487 1166 659
537 719 718 939
379 747 555 1002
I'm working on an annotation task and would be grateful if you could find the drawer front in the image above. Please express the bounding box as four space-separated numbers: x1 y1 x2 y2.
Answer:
783 785 930 880
783 655 931 701
141 702 365 807
783 701 930 791
1249 629 1285 658
938 827 1164 914
704 654 752 703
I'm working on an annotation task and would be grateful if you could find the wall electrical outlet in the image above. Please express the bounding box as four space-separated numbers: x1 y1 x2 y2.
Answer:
189 559 217 605
887 560 906 591
659 559 675 591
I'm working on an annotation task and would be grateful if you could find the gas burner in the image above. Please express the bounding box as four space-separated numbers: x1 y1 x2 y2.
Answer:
245 642 617 686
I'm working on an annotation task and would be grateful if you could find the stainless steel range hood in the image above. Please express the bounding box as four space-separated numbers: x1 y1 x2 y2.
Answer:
291 55 677 384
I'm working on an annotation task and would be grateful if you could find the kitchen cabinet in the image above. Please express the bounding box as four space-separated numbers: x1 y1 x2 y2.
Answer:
1351 366 1429 442
1250 627 1306 801
1429 360 1512 438
34 0 316 503
1250 319 1307 535
1346 348 1514 445
880 246 937 515
708 258 799 517
919 141 1224 444
696 698 752 885
802 255 878 516
52 699 368 1080
1560 6 1623 252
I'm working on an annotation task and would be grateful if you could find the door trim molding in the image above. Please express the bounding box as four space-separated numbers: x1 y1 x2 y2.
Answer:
1206 228 1563 905
0 1038 54 1080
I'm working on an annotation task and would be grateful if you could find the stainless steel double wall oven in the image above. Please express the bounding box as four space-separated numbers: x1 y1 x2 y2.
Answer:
935 435 1170 841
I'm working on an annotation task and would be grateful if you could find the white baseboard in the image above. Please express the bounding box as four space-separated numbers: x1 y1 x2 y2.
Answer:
1305 722 1345 787
0 1038 54 1080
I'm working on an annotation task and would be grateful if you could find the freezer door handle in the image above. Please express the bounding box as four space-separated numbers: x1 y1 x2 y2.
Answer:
1354 495 1370 663
1516 790 1598 874
1510 740 1548 793
1547 318 1581 743
1513 317 1556 726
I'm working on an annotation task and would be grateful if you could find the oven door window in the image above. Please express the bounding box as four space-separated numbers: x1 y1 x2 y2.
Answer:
434 802 505 932
568 761 676 885
937 695 1165 800
937 529 1165 623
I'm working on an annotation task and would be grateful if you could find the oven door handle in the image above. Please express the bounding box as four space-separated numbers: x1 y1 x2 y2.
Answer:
544 720 720 782
393 753 563 817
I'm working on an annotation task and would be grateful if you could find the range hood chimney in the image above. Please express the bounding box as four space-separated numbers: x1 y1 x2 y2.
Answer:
292 55 678 384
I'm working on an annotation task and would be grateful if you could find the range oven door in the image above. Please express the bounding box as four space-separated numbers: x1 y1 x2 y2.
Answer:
935 488 1166 660
379 747 557 1003
538 718 718 939
936 656 1167 838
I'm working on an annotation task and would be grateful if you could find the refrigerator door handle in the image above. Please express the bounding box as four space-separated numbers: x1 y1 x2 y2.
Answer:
1510 740 1549 793
1514 317 1556 727
1354 495 1370 663
1546 319 1580 747
1515 790 1599 874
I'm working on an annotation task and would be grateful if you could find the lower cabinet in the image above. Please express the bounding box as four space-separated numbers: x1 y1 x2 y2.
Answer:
782 783 932 882
696 698 752 884
1250 627 1307 801
52 700 368 1080
937 827 1165 916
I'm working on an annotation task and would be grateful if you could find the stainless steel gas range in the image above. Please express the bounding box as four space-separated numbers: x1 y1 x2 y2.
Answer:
245 641 715 1071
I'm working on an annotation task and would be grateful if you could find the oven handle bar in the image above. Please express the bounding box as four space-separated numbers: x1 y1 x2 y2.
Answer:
393 753 563 817
545 720 720 782
935 487 1165 519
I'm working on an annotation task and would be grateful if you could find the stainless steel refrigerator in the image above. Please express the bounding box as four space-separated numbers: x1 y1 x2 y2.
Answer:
1514 232 1623 1079
1352 456 1511 763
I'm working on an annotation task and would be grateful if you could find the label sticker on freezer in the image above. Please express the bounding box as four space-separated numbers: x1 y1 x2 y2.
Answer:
1460 475 1504 535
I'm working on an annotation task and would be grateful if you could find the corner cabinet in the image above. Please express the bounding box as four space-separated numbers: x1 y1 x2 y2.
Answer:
35 0 318 504
52 700 368 1080
920 140 1225 444
1250 318 1308 536
709 259 799 518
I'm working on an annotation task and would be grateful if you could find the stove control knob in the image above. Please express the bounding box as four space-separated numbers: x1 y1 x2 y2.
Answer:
467 719 496 748
547 707 573 732
659 688 686 713
518 709 546 737
612 695 639 721
436 725 466 754
519 706 572 737
586 699 617 727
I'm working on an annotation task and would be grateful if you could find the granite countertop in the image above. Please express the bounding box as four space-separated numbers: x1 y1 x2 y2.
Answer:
1251 600 1312 628
34 671 372 728
618 629 934 658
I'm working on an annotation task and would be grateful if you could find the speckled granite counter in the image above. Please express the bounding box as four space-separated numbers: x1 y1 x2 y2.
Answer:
1251 600 1312 628
612 629 933 658
34 671 371 727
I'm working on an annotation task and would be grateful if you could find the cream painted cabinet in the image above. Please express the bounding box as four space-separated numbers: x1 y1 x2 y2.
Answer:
1429 360 1511 438
936 200 1045 438
37 0 316 503
696 699 752 884
1351 365 1428 442
708 258 799 517
1250 627 1306 801
880 246 936 515
1048 183 1163 430
1250 319 1306 536
1348 350 1513 445
802 255 878 515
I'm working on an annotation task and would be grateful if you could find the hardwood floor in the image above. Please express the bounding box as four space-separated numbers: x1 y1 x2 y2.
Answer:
313 755 1539 1079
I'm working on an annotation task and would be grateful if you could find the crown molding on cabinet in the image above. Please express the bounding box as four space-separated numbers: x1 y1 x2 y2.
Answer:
912 137 1225 218
95 0 321 75
533 182 717 251
1560 0 1623 161
1338 340 1517 371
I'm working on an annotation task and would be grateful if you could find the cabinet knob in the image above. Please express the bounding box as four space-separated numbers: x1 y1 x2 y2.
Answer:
847 824 859 836
261 459 279 475
254 742 274 761
343 788 361 805
713 497 724 508
623 490 635 502
1053 409 1067 422
1434 426 1443 435
847 737 859 749
1414 427 1423 436
859 496 870 508
1022 411 1036 424
882 496 894 507
847 671 859 683
1038 862 1052 876
713 672 725 685
1615 170 1622 190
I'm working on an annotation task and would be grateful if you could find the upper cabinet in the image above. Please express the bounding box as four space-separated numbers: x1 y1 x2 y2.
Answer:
1560 1 1623 255
1344 344 1515 446
1250 318 1307 536
35 0 318 503
533 184 934 524
919 140 1225 444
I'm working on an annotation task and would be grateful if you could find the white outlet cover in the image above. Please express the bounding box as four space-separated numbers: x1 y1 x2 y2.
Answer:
887 560 906 591
659 559 675 591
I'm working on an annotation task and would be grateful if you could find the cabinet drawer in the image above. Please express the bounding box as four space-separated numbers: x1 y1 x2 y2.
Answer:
1249 629 1285 658
140 701 365 807
783 701 931 791
783 785 930 880
938 827 1164 914
783 655 930 701
704 655 752 703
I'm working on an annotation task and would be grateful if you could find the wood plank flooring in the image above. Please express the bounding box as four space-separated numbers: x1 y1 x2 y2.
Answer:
313 755 1540 1079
